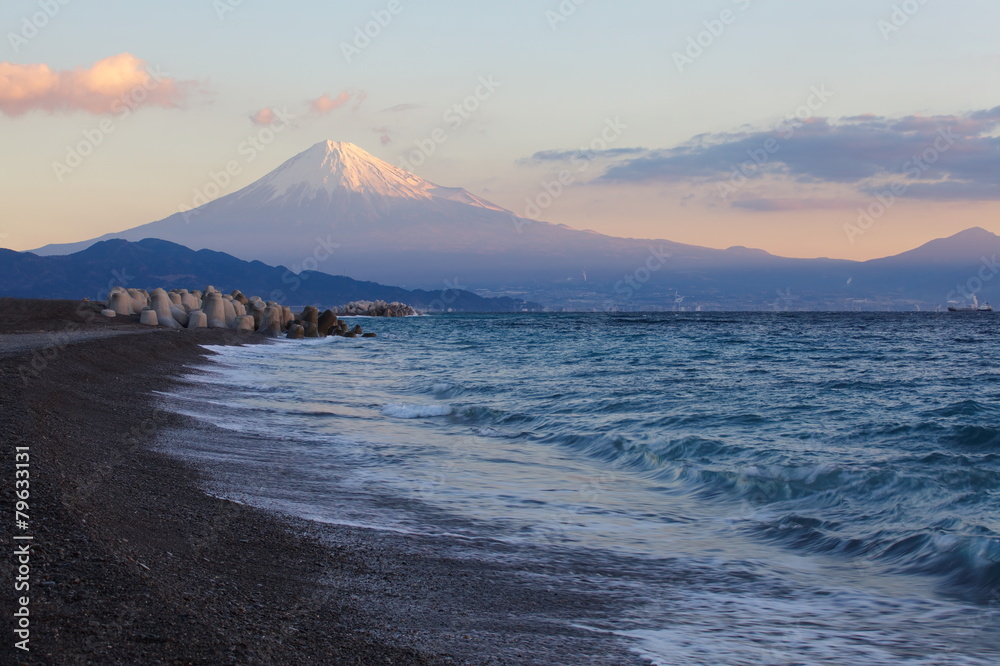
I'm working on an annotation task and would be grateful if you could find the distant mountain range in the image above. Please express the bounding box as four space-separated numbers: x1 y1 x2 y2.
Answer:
21 140 1000 310
0 238 540 312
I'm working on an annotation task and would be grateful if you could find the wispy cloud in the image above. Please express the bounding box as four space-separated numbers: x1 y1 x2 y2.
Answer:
310 91 351 114
382 103 420 113
731 197 860 212
248 107 278 126
519 147 648 165
372 125 392 145
584 107 1000 204
0 53 194 116
309 89 366 115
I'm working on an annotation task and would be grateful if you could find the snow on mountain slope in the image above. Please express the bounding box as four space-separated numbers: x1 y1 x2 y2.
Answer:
245 140 506 209
28 140 768 287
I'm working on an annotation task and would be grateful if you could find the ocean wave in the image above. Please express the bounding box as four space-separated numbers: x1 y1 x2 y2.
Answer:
472 427 520 439
753 515 1000 602
381 403 453 419
943 425 1000 450
924 399 997 418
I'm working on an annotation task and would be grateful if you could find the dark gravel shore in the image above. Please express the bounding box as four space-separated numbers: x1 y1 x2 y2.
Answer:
1 300 645 665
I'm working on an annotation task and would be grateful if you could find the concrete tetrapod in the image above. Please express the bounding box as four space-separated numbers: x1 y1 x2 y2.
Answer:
203 292 228 329
150 289 181 329
258 304 283 337
128 289 149 313
170 305 190 327
235 315 256 332
186 310 208 329
139 308 158 326
109 289 134 316
223 297 237 328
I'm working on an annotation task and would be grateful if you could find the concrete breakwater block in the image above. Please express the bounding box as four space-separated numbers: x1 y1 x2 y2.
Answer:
204 292 228 329
150 288 181 329
235 315 255 332
187 310 208 329
300 306 319 325
100 283 395 340
317 310 338 336
180 292 201 312
170 305 190 327
109 288 134 316
139 308 158 326
223 297 237 328
128 288 149 313
258 305 283 337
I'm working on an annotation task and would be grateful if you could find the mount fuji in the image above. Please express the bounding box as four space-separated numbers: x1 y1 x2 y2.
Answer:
31 141 760 291
28 140 1000 310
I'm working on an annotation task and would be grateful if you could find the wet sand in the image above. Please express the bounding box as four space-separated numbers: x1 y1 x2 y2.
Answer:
1 299 644 665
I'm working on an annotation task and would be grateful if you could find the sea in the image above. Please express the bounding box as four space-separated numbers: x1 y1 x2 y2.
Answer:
162 312 1000 664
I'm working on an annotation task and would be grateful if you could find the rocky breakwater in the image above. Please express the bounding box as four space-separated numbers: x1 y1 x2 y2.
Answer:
330 300 416 317
101 286 396 339
283 305 379 339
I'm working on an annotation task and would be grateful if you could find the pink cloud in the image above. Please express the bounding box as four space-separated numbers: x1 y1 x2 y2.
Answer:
249 107 277 126
372 125 392 145
0 53 193 116
310 90 352 115
309 89 367 115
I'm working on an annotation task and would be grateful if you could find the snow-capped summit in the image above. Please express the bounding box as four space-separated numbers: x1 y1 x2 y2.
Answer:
245 140 507 211
28 139 693 288
252 140 434 202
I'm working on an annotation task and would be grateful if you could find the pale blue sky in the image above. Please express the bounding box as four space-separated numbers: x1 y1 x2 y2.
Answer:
3 0 999 259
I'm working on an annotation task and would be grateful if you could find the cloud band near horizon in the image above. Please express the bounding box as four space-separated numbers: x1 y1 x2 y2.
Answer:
527 107 1000 209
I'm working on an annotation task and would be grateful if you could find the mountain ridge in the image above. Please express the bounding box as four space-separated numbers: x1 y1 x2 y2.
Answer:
2 238 541 312
22 140 1000 309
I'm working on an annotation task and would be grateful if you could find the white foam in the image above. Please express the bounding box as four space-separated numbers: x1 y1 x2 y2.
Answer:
473 427 518 438
381 403 453 419
616 589 996 666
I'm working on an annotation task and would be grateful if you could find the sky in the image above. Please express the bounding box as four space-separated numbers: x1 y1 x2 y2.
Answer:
1 0 999 260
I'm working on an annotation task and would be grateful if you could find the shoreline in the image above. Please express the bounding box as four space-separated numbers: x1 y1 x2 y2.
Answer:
2 299 642 664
